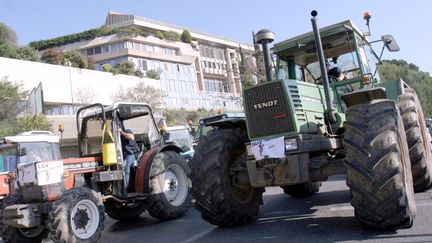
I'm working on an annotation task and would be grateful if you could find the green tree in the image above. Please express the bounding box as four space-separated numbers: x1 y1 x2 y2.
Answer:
379 59 432 116
111 61 143 78
0 23 17 45
163 31 181 41
15 115 52 133
41 48 64 65
146 69 160 80
0 43 19 59
62 51 87 68
17 46 41 61
87 57 96 70
181 30 192 43
111 82 164 109
155 31 164 40
0 77 28 136
102 63 112 72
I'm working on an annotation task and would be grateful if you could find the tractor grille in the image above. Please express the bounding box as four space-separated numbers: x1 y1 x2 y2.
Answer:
244 82 294 139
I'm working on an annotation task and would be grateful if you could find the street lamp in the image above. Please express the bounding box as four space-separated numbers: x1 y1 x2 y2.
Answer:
66 60 74 114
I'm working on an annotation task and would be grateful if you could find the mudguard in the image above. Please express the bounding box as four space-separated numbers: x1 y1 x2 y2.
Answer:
134 144 183 193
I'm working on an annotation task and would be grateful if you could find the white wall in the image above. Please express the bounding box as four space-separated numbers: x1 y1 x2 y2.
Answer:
0 57 161 105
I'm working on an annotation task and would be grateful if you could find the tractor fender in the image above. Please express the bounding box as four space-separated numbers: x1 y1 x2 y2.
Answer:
207 117 247 130
134 144 183 193
341 87 387 108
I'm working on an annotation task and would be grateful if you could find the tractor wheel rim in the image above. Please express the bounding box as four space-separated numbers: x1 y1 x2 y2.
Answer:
19 225 44 238
70 199 99 239
162 164 188 206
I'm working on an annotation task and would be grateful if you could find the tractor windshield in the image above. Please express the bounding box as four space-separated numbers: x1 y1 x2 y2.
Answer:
304 51 361 82
19 142 62 163
274 20 369 84
166 128 193 151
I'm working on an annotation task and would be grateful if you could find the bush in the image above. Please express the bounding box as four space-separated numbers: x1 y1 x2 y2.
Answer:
17 46 41 61
62 51 87 68
155 31 164 40
111 61 143 78
0 43 19 59
163 31 180 42
15 114 52 134
41 48 64 65
0 23 17 45
181 30 192 43
102 63 112 72
146 69 160 80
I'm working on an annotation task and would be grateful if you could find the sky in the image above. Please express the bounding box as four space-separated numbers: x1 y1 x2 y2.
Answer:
1 0 431 74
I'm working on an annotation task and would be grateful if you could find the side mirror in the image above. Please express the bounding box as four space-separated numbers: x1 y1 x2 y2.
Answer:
381 35 400 52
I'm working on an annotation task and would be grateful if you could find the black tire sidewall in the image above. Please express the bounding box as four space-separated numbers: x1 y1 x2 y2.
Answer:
48 187 104 242
144 150 191 220
0 194 47 243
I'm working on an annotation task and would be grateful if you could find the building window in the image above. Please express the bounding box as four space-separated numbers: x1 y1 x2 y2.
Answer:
94 46 101 55
86 48 94 56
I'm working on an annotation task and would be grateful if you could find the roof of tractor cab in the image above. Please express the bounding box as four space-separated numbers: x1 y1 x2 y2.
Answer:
272 20 365 66
1 131 59 144
80 102 153 120
199 113 245 125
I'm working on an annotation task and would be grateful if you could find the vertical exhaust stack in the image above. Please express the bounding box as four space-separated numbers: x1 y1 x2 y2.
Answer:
311 10 337 125
255 29 275 82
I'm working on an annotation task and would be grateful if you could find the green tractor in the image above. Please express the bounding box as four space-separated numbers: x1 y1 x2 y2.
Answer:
190 11 432 229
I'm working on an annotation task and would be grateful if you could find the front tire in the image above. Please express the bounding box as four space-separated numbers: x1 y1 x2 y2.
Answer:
48 187 105 242
344 100 416 229
144 150 191 221
398 88 432 192
190 128 264 227
0 194 47 243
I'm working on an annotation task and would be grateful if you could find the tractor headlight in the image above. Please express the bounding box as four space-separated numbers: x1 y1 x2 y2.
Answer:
246 144 254 157
285 138 298 151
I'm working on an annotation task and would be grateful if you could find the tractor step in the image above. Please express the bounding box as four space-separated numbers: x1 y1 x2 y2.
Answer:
93 170 123 182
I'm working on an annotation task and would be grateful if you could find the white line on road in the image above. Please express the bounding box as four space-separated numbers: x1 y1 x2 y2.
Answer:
179 227 217 243
329 200 432 212
330 205 353 211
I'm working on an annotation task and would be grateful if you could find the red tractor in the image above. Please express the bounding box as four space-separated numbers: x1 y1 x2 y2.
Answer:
0 102 191 242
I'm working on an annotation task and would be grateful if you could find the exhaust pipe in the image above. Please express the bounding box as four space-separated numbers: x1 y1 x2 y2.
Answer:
255 29 275 81
311 10 337 125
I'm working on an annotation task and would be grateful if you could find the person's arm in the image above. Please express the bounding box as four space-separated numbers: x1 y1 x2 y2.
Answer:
120 129 135 140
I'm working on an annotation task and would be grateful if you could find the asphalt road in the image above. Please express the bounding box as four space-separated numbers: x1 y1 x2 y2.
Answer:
100 175 432 243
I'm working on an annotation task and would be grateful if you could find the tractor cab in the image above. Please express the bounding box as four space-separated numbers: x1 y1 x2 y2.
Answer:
272 19 399 113
0 131 62 198
77 102 161 160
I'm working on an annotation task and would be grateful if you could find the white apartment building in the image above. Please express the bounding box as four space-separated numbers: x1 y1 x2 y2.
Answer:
51 11 256 112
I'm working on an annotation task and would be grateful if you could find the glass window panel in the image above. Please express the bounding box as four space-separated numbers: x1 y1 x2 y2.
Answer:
86 48 94 56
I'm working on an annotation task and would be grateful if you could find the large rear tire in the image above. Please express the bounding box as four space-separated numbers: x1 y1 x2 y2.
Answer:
104 201 147 221
190 128 264 227
144 150 191 221
398 88 432 192
281 181 322 198
0 194 47 243
47 187 105 242
344 99 416 229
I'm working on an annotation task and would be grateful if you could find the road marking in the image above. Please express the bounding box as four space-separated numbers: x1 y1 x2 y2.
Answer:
416 201 432 207
329 201 432 212
330 205 353 211
179 227 217 243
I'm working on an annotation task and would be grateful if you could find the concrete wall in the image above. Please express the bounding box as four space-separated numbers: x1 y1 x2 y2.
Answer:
0 57 161 105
